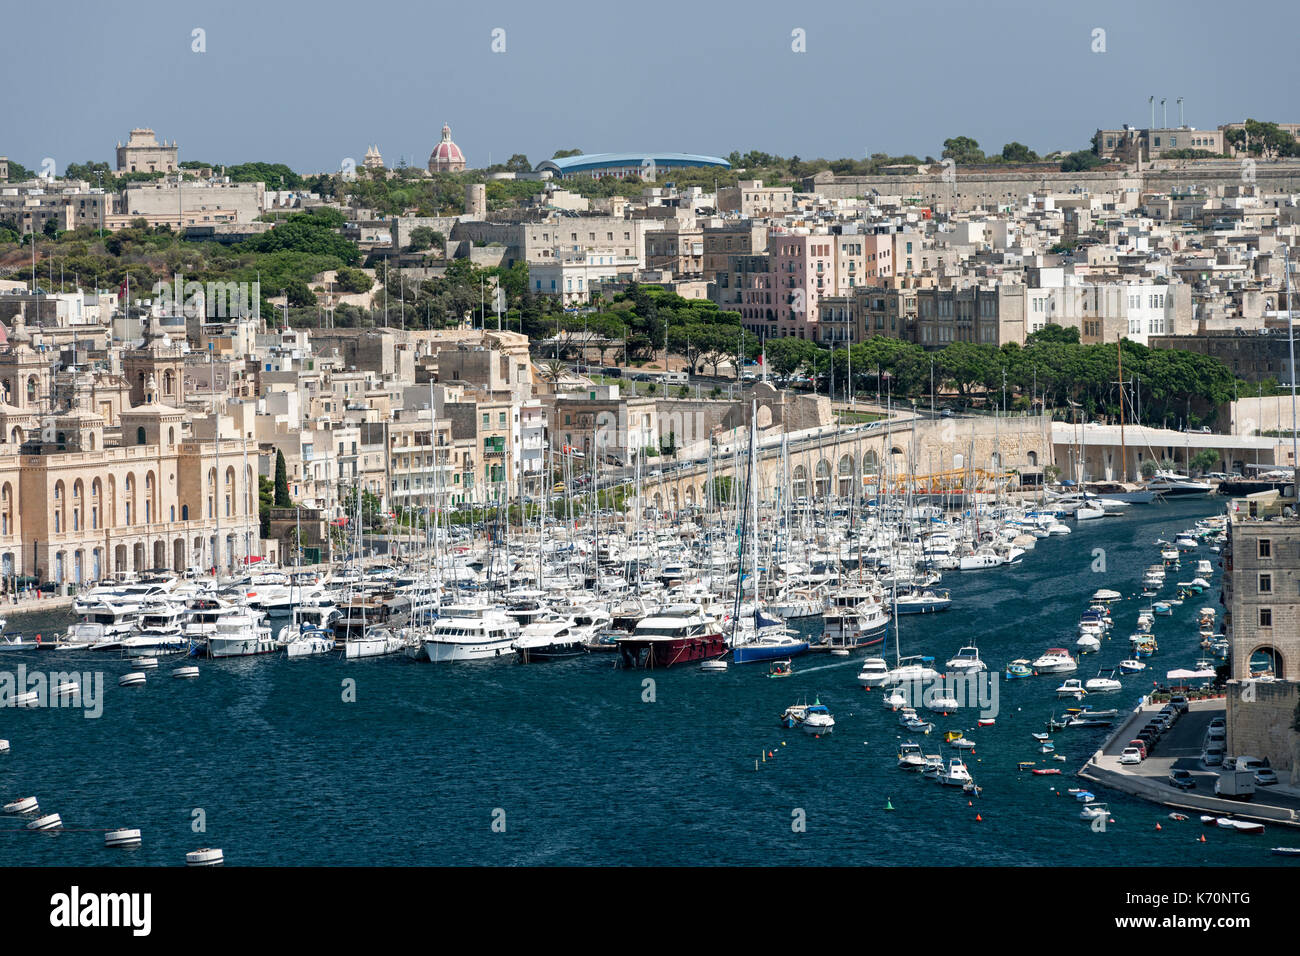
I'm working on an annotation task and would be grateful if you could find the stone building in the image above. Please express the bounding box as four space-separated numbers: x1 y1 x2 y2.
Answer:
1224 494 1300 681
115 128 179 174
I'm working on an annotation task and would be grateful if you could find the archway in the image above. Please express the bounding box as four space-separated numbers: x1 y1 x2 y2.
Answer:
173 539 185 571
837 454 855 496
1249 646 1283 679
814 459 831 496
153 540 166 569
792 464 808 500
113 544 127 573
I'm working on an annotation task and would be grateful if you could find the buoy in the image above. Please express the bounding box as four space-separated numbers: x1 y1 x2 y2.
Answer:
0 739 9 754
186 847 224 866
885 799 894 811
1199 834 1207 843
1156 823 1163 831
975 813 983 822
968 800 972 806
105 828 142 848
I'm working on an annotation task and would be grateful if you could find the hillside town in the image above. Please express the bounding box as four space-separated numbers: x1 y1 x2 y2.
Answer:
0 119 1298 593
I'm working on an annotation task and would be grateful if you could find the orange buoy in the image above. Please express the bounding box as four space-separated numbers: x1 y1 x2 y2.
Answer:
1199 834 1207 843
975 814 982 822
1156 823 1162 831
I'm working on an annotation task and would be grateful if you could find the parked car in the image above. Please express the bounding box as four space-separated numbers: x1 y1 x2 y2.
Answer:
1201 749 1225 768
1120 747 1144 765
1205 724 1226 742
1169 695 1190 713
1168 769 1196 791
1209 716 1226 731
1256 768 1279 786
1127 739 1148 760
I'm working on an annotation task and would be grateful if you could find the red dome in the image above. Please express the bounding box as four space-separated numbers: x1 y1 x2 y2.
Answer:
428 123 466 172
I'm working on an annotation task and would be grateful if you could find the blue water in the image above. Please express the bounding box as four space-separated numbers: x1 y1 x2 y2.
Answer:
0 498 1274 866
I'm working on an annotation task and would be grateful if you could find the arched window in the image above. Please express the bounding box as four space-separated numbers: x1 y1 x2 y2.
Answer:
137 426 146 445
182 504 189 521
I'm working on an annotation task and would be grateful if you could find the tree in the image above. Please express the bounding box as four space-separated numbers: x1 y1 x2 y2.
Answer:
1000 142 1039 164
408 226 434 251
333 266 373 294
552 148 583 159
1061 150 1105 173
504 154 532 172
284 279 315 308
1190 448 1220 476
274 450 291 507
942 136 984 165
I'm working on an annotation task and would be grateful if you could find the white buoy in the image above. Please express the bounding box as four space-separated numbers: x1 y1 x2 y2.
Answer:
0 739 9 753
26 813 62 831
14 690 38 707
186 847 224 866
136 657 159 669
104 827 142 848
118 672 146 687
3 796 38 814
173 666 200 680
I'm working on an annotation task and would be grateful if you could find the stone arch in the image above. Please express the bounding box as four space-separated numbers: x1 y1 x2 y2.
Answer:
792 464 808 499
814 459 831 496
862 448 880 475
684 485 696 508
756 404 773 428
670 487 679 513
837 453 856 495
1249 645 1283 679
1027 450 1038 467
53 479 66 533
0 482 13 536
124 472 136 525
173 538 185 571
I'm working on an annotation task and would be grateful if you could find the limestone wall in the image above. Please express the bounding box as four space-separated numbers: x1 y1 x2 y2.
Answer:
1226 679 1300 772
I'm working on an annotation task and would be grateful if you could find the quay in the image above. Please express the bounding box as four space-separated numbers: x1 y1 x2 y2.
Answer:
1079 696 1300 827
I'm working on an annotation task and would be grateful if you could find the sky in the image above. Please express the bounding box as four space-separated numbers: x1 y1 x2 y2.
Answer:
4 0 1298 176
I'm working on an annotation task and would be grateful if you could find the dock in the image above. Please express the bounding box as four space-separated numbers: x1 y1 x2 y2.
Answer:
1079 695 1300 827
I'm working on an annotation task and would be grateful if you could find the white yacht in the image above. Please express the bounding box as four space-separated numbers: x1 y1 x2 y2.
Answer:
944 646 987 674
417 605 520 662
940 758 973 787
1031 648 1077 674
1145 471 1211 497
820 585 889 650
856 657 891 688
897 742 926 771
206 611 277 658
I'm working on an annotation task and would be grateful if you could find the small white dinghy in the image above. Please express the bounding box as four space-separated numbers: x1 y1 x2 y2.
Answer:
3 796 38 814
25 813 62 831
186 847 224 866
104 828 142 848
173 666 200 680
136 657 159 669
118 672 146 687
700 659 728 672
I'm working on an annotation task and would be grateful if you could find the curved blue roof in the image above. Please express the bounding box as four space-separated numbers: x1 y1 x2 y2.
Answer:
537 152 731 174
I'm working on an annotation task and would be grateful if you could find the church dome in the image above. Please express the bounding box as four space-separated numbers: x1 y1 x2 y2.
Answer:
428 124 467 173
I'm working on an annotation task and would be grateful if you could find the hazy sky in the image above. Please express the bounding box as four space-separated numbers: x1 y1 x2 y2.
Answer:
5 0 1298 176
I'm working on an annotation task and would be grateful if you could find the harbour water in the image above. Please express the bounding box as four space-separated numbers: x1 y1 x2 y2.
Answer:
0 497 1275 866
